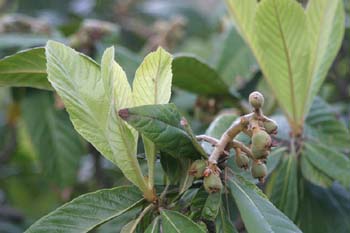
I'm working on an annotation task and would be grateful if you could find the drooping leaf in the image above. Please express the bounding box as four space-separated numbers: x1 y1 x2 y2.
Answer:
133 47 173 189
227 175 302 233
160 210 206 233
119 103 205 159
213 26 256 86
303 143 350 188
190 187 208 220
201 192 221 221
255 0 309 125
296 180 350 233
0 47 51 90
266 154 298 220
160 152 182 184
25 186 144 233
21 91 85 187
46 41 147 190
300 154 333 188
303 0 345 113
172 55 230 96
305 97 350 150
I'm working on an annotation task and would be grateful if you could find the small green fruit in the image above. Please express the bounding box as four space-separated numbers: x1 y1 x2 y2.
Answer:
235 153 250 169
251 129 271 159
251 160 267 182
203 173 223 193
249 91 264 109
189 160 207 178
263 119 278 134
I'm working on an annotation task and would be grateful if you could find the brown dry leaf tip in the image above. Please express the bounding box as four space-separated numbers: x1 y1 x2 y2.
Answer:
118 108 129 120
180 117 188 126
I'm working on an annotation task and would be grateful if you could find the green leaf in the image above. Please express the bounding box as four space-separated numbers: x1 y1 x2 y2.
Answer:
296 181 350 233
300 154 333 188
160 152 182 184
172 55 230 96
205 114 237 139
119 103 205 159
303 143 350 188
0 47 51 90
160 210 206 233
190 187 208 220
227 175 302 233
304 0 345 113
255 0 309 124
305 97 350 150
21 91 85 187
145 217 160 233
266 154 298 220
213 26 256 86
133 47 173 189
25 186 144 233
201 192 221 221
46 41 147 191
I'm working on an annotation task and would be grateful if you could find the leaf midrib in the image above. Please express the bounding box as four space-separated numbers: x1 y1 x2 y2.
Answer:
272 0 297 122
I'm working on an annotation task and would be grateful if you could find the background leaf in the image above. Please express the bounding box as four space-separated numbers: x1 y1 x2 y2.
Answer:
0 47 51 90
26 186 144 233
172 55 230 96
21 90 85 187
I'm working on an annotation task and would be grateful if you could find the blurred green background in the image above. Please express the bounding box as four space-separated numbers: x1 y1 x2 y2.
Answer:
0 0 349 232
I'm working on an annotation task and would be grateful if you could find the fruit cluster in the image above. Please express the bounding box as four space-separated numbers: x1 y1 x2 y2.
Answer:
192 91 278 193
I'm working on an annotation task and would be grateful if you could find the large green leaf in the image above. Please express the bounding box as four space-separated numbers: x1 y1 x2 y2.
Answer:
201 192 221 221
21 91 85 187
145 217 160 233
25 186 144 233
213 26 256 86
46 41 147 191
255 0 309 125
303 143 350 188
296 181 350 233
119 103 205 159
266 154 298 220
172 55 230 96
133 47 173 189
305 97 350 150
303 0 345 113
216 206 238 233
0 47 51 90
160 210 206 233
227 175 302 233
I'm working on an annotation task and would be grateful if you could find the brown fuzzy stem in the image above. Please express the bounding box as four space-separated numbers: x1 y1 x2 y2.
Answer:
207 113 252 164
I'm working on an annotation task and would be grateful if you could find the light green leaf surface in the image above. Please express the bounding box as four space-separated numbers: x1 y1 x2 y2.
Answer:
119 104 205 159
304 0 345 112
160 210 206 233
172 55 230 96
227 175 302 233
266 155 298 220
46 41 147 190
21 91 85 187
255 0 308 124
304 143 350 188
0 47 51 90
25 186 144 233
133 47 173 189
